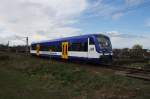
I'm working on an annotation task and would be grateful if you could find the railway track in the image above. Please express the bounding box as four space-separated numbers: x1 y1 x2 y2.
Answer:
72 61 150 81
101 65 150 81
111 66 150 81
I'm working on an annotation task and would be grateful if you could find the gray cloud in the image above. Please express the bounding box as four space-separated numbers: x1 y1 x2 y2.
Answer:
0 0 149 48
0 0 88 45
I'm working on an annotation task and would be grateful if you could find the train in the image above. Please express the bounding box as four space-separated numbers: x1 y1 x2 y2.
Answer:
30 34 113 64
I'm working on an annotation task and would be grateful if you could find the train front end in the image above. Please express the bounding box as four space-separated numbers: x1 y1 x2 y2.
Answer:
95 35 113 64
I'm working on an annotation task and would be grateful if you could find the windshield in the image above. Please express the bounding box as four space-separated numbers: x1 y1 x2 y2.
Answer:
96 35 111 48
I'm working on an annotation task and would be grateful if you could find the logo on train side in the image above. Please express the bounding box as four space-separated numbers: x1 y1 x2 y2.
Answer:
90 47 94 51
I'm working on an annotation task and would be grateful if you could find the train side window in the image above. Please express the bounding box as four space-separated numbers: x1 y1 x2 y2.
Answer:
40 45 43 51
70 42 87 51
50 45 56 51
71 43 81 51
68 43 71 51
57 42 62 52
83 42 88 51
40 45 47 51
31 44 36 50
54 43 60 52
89 37 95 45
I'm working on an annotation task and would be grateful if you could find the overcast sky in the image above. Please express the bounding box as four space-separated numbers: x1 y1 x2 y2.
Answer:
0 0 150 48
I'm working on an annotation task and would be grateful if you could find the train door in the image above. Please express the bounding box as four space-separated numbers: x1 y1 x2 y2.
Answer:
36 44 40 56
88 37 96 58
61 42 68 59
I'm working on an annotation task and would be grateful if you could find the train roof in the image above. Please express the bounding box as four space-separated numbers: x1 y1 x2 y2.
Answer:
31 33 108 44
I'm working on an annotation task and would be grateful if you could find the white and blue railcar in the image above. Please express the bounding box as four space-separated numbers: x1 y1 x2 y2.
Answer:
30 34 113 64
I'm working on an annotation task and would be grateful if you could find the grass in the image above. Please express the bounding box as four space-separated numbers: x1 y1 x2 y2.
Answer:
0 52 150 99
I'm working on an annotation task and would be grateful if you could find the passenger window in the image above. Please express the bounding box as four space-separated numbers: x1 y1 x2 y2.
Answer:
40 45 50 51
71 43 81 51
89 37 94 45
31 44 36 50
70 42 88 52
83 42 88 51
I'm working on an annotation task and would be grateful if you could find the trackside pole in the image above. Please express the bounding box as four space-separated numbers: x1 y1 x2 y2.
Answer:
26 37 29 55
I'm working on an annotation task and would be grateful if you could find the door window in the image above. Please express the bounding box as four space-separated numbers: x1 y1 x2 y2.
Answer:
89 37 95 45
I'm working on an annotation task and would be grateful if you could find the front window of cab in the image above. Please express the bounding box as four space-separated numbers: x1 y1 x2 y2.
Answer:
96 35 112 49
